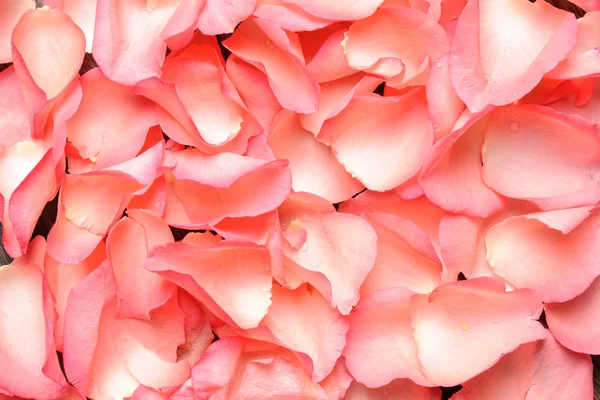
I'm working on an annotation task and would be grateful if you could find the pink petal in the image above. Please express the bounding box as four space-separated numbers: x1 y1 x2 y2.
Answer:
0 66 32 149
546 275 600 354
345 6 448 86
0 237 69 399
146 241 272 329
261 284 349 382
569 0 600 11
482 105 600 210
454 333 592 400
306 29 356 83
282 211 377 314
224 18 321 113
254 0 333 32
12 7 85 100
360 212 442 297
269 110 364 203
67 69 158 169
127 175 167 217
197 0 256 35
545 78 600 124
0 0 31 63
282 0 384 20
449 0 578 112
45 0 97 53
343 288 431 387
345 379 442 400
412 277 546 386
319 357 353 400
420 112 506 218
321 91 432 191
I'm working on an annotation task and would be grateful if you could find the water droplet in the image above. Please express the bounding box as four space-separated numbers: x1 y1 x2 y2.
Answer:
28 296 32 301
508 121 520 132
503 241 509 245
510 165 515 170
504 47 511 52
266 40 274 50
312 174 317 179
436 61 442 68
452 54 459 60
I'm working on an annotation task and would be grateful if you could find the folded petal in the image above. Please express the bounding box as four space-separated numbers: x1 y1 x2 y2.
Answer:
282 211 377 314
545 78 600 124
345 379 442 400
0 237 70 399
197 0 255 34
420 112 506 218
268 110 364 203
146 241 272 329
345 6 448 86
449 0 578 112
412 277 546 386
45 0 97 53
254 0 333 32
343 288 431 387
306 29 356 83
321 92 432 191
224 18 320 113
12 7 85 100
482 105 600 210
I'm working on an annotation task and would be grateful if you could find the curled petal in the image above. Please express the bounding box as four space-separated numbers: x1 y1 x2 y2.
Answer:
306 29 355 83
449 0 578 112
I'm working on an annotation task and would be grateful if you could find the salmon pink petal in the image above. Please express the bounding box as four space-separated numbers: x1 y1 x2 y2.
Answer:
343 288 431 387
426 54 465 140
282 211 377 314
546 12 600 80
92 0 180 85
197 0 255 35
412 277 546 386
12 7 85 100
254 0 333 32
321 92 432 191
0 237 70 399
545 78 600 124
269 110 364 203
67 69 157 168
345 379 442 400
546 275 600 354
224 18 320 113
319 358 353 400
47 143 165 263
482 105 600 211
127 175 167 217
0 0 31 63
449 0 578 112
146 241 272 329
360 213 442 297
261 284 349 382
283 0 384 20
306 29 356 83
420 112 506 218
454 333 592 400
345 7 448 86
107 210 176 320
45 0 97 53
0 67 32 149
176 290 214 366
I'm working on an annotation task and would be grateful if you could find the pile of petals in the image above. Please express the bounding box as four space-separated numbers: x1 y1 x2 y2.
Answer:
1 0 600 398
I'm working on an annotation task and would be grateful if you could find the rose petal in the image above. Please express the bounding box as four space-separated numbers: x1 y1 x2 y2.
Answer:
282 0 384 20
306 29 356 83
345 379 442 400
197 0 255 35
319 358 353 400
254 0 333 32
45 0 97 53
0 0 32 63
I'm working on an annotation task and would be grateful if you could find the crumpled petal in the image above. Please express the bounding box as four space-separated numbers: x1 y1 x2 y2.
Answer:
282 210 377 315
360 212 442 297
197 0 256 35
345 6 448 86
47 142 165 263
449 0 578 112
44 0 97 53
224 18 321 113
282 0 385 20
320 91 432 192
67 69 158 169
0 0 32 63
453 333 592 400
12 7 85 100
146 240 273 330
268 110 364 203
482 105 600 211
420 112 506 218
254 0 333 32
0 237 70 399
345 379 442 400
107 209 176 320
412 277 546 386
546 275 600 354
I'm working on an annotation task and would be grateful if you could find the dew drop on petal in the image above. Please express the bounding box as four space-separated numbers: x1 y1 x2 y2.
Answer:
508 121 520 132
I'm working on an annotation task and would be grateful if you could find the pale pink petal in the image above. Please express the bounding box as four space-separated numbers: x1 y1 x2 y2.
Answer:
449 0 578 112
282 0 384 20
345 7 448 86
176 290 214 366
0 66 31 148
282 211 377 314
343 288 431 387
426 54 465 140
454 334 592 400
0 237 70 399
269 110 364 203
345 379 442 400
306 29 356 83
224 18 320 113
412 278 546 386
546 275 600 354
278 191 335 229
146 241 272 329
107 210 176 320
482 105 600 210
196 0 255 35
261 284 349 382
569 0 600 11
319 358 353 400
420 112 506 218
545 78 600 124
0 0 32 63
45 0 97 53
360 212 442 297
321 92 432 191
12 7 85 100
254 0 333 32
